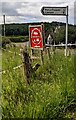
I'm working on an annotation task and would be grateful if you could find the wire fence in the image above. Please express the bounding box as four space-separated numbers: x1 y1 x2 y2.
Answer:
1 48 21 56
1 43 76 74
1 48 23 74
0 64 23 74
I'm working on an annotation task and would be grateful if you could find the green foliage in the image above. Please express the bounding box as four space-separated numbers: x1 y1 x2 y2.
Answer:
1 37 11 48
8 36 29 42
54 26 76 44
54 26 65 44
2 23 28 36
1 36 29 48
2 46 76 119
1 22 76 44
68 26 76 43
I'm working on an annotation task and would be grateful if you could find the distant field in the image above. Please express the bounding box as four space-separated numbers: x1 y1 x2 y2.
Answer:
1 46 76 119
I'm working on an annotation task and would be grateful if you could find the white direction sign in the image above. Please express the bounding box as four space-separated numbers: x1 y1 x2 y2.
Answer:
41 6 68 56
41 7 67 16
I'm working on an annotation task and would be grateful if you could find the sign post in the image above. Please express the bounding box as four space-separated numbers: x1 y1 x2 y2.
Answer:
41 6 68 56
65 6 68 56
3 15 5 36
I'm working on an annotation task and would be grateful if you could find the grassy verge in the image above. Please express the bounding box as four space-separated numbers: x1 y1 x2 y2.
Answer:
2 47 76 119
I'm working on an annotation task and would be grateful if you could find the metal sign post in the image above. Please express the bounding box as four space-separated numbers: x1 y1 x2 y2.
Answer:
41 6 68 56
3 15 5 36
65 6 68 56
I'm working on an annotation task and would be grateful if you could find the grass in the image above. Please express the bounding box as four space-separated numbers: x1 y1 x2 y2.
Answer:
1 46 76 119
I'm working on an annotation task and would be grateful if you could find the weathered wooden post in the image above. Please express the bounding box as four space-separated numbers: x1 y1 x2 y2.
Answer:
21 49 40 84
41 50 44 65
47 47 50 59
22 50 32 84
52 44 56 55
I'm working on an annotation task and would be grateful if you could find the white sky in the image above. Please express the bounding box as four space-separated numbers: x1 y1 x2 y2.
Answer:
0 0 76 24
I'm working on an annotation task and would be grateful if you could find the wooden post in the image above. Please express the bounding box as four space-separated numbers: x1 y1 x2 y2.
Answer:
31 49 34 56
47 47 50 59
53 45 55 54
22 51 32 84
41 50 44 65
50 45 53 55
31 49 34 62
21 49 40 84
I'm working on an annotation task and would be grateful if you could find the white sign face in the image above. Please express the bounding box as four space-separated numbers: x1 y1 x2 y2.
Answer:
41 7 67 16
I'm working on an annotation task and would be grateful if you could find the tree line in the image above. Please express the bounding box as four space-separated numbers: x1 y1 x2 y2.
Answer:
1 21 76 44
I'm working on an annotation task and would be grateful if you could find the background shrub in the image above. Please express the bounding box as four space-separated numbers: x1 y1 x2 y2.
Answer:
9 36 29 42
1 37 11 48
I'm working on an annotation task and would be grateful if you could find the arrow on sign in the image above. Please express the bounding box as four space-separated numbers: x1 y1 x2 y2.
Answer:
41 7 67 16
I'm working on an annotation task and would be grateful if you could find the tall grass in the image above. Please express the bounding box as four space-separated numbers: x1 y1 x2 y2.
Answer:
2 47 76 119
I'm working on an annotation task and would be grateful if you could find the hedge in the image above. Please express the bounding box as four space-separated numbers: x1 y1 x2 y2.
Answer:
8 36 29 42
1 37 11 48
1 36 29 48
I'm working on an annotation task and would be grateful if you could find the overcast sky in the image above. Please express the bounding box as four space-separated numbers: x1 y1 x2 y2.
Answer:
0 0 76 24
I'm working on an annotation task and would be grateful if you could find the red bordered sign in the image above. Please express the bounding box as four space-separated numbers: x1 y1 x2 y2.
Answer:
29 25 44 50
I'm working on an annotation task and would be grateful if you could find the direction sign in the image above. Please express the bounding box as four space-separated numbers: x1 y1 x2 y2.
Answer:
41 7 67 16
29 25 43 49
41 6 68 56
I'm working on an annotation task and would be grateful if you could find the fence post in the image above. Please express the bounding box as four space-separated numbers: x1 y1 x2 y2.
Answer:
21 49 40 84
41 50 44 65
47 47 50 59
53 45 55 54
22 50 32 84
